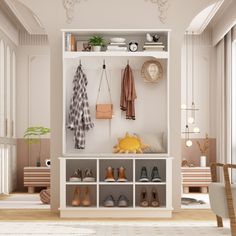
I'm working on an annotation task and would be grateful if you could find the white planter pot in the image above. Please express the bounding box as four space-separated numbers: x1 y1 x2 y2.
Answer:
92 46 101 52
200 156 206 167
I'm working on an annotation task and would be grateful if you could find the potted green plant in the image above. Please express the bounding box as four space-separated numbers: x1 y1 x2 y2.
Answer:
89 35 105 52
24 126 50 167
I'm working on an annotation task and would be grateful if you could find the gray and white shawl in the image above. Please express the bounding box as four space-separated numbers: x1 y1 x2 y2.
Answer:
67 65 94 149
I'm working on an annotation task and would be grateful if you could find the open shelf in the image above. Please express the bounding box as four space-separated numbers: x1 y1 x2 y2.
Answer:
64 51 169 59
66 182 97 185
99 182 133 185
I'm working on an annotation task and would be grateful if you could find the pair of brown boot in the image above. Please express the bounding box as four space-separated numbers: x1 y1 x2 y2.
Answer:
105 166 127 182
140 187 160 207
72 186 91 207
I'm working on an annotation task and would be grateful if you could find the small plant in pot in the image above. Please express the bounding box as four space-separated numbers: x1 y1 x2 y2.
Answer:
24 126 50 167
89 35 105 52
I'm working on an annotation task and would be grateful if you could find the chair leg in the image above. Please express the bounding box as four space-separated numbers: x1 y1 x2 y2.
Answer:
216 215 223 227
230 218 236 236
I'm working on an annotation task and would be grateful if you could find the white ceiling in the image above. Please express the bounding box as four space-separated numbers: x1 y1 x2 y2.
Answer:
187 0 224 34
4 0 224 35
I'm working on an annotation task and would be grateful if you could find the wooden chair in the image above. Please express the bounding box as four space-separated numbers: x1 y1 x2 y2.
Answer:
209 163 236 236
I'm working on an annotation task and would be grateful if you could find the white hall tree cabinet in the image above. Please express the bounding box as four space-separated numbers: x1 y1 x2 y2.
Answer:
60 29 173 218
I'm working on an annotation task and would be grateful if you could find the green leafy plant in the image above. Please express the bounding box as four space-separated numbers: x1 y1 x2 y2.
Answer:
24 126 50 164
89 35 105 46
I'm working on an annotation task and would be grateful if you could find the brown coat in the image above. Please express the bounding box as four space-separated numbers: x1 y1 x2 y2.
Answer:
120 65 137 120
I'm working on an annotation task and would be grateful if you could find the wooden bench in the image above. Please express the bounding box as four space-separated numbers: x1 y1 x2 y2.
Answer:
181 167 211 194
24 167 50 193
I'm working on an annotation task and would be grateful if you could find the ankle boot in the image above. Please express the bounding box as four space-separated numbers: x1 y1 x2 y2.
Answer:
150 187 160 207
117 166 127 182
140 187 149 207
105 166 115 182
72 187 81 206
82 187 91 207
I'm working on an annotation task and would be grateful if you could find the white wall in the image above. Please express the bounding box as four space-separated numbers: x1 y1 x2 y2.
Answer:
181 29 216 139
18 0 219 211
16 45 50 138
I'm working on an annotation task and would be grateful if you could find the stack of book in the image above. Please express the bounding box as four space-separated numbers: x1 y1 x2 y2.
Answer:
106 42 127 52
143 42 165 51
65 33 76 51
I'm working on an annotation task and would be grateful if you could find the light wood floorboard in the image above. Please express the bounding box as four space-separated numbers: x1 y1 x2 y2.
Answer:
0 209 216 221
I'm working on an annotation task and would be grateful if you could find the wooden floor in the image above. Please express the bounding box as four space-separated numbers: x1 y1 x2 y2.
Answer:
0 209 216 221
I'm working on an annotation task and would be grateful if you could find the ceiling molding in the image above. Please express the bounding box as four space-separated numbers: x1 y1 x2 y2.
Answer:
146 0 169 24
187 0 224 34
63 0 86 24
4 0 45 35
63 0 169 24
4 0 33 34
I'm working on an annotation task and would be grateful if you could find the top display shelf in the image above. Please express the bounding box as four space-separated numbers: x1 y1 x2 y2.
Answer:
62 29 170 57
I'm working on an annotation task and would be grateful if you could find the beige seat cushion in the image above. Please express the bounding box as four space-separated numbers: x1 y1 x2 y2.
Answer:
209 183 236 218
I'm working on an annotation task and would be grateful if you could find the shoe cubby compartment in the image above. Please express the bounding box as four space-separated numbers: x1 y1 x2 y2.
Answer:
66 159 97 182
99 185 133 208
99 159 133 183
135 159 166 183
135 185 166 208
66 185 97 208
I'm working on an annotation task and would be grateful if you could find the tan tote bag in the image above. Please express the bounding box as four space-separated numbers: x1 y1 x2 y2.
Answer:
96 63 113 119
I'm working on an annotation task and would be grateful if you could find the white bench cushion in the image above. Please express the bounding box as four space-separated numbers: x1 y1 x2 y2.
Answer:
209 183 236 218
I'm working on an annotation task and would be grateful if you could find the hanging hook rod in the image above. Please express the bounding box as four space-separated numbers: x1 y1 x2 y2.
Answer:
103 59 106 69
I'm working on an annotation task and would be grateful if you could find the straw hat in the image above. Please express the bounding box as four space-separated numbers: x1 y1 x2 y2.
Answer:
141 60 163 83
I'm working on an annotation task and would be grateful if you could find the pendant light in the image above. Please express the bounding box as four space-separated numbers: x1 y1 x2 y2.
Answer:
185 32 192 147
188 32 195 125
191 32 200 133
182 31 200 147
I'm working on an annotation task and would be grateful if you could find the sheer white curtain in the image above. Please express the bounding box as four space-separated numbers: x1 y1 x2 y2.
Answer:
232 27 236 182
216 26 236 179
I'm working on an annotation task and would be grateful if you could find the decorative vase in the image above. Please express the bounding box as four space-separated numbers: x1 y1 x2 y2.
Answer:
200 156 206 167
92 46 101 52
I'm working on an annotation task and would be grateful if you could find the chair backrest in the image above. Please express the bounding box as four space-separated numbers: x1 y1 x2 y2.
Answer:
209 163 236 220
209 182 236 218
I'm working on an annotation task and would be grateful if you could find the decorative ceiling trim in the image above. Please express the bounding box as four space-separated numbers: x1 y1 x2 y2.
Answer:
5 0 33 34
146 0 169 24
63 0 169 24
63 0 87 24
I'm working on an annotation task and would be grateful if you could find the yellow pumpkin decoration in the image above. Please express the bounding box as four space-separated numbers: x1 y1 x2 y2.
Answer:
113 132 148 154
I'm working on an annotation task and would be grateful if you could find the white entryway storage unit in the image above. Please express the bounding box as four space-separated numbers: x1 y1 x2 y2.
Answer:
60 29 173 218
